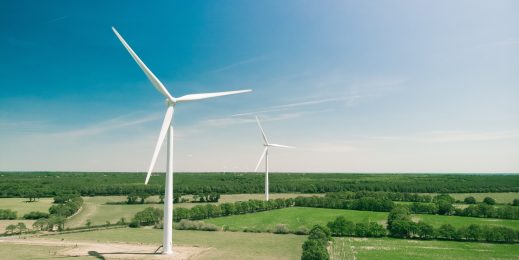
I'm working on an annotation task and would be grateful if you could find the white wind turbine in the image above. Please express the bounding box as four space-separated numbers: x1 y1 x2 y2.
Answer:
254 116 294 201
112 27 251 255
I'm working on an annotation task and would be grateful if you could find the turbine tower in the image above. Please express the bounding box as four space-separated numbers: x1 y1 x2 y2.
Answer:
254 116 294 201
112 27 251 255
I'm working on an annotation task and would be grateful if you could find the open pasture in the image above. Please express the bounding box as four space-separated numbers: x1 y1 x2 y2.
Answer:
65 193 317 228
330 237 519 260
205 207 519 232
0 197 54 217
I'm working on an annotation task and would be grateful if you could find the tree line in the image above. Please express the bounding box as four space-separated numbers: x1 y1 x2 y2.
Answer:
294 194 519 220
1 172 518 198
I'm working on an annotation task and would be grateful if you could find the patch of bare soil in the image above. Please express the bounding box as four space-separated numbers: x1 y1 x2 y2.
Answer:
0 237 210 259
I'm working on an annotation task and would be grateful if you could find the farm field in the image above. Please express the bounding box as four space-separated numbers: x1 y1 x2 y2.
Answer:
205 207 519 231
64 193 318 228
37 228 306 259
330 237 519 260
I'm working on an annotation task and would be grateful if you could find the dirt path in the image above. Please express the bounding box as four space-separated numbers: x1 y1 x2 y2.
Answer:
67 201 97 228
0 237 210 259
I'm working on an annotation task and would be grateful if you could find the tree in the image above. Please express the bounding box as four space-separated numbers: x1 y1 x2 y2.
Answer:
308 225 331 245
301 239 329 260
86 219 92 229
366 222 386 237
464 196 477 204
23 211 49 220
127 193 139 204
388 220 415 238
433 194 455 204
464 224 483 241
132 207 162 226
5 224 17 234
483 197 496 205
437 200 455 215
513 199 519 206
173 207 190 222
32 218 48 231
387 205 410 230
416 222 434 239
17 222 27 234
438 224 458 240
327 216 354 236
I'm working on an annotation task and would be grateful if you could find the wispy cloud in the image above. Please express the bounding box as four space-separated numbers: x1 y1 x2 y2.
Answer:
202 111 305 127
231 96 355 117
211 56 269 73
53 113 162 138
367 130 519 143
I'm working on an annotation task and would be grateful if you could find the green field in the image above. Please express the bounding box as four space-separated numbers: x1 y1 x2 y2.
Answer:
40 228 305 259
0 197 54 217
330 237 519 260
205 207 519 231
63 193 317 228
0 243 92 260
445 192 519 204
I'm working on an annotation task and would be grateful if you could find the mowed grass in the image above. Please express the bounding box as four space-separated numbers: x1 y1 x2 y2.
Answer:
66 193 317 228
0 198 54 217
330 237 519 260
205 207 519 231
42 228 306 260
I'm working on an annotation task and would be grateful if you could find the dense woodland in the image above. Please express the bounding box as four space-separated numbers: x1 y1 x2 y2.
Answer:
1 172 519 198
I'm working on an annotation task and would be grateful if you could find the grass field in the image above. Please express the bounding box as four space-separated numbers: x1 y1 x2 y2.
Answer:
330 237 519 260
205 207 519 231
0 198 54 217
40 228 306 259
429 192 519 204
65 193 318 228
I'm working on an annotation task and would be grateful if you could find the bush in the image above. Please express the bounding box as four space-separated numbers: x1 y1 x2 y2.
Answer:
132 207 162 226
129 220 140 228
295 226 309 235
301 239 329 260
464 196 477 204
23 211 49 220
327 216 354 236
483 197 496 205
513 199 519 206
274 224 290 234
308 225 331 245
0 209 17 220
175 219 219 231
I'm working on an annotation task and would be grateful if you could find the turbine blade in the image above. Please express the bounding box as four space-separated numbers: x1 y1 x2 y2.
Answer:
175 89 252 102
254 147 268 172
269 143 295 149
145 106 174 184
255 116 269 145
112 27 175 102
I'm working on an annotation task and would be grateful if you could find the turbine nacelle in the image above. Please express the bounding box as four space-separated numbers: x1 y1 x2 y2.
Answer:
254 116 295 172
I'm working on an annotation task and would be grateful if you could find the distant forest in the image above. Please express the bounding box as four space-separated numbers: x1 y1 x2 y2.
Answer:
0 172 518 198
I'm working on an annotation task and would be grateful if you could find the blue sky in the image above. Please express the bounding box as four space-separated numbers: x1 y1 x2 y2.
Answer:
1 1 518 173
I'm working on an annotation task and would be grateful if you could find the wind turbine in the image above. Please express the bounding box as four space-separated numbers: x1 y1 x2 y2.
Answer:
112 27 251 255
254 116 294 201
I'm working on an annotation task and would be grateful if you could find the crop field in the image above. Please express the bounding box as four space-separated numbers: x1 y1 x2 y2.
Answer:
330 237 519 260
36 228 306 259
205 207 519 231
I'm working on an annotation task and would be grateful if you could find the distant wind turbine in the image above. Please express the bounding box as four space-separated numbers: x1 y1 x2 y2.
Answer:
112 27 251 255
254 116 294 201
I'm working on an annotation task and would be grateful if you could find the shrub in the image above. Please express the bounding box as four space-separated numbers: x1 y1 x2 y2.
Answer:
23 211 49 220
176 219 219 231
0 209 17 220
301 239 329 260
464 196 477 204
274 224 290 234
129 220 140 228
483 197 496 205
132 207 162 226
295 226 309 235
